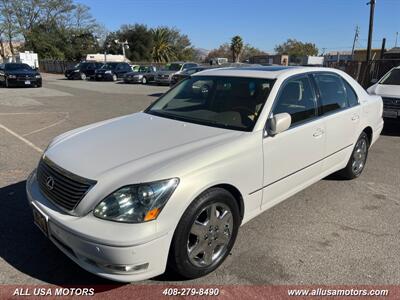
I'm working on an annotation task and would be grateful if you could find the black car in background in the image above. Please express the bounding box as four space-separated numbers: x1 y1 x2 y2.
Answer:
170 66 211 86
65 61 103 80
0 63 42 88
94 62 132 81
123 65 157 84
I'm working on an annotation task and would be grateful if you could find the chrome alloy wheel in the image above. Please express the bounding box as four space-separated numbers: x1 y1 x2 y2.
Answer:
352 138 368 174
187 202 233 267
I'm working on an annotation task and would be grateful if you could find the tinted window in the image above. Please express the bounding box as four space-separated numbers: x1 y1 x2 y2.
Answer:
342 79 358 107
314 73 347 114
146 76 274 131
273 75 317 126
380 68 400 85
5 63 32 71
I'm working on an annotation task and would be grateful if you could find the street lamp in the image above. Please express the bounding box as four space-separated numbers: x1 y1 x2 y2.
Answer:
114 40 129 59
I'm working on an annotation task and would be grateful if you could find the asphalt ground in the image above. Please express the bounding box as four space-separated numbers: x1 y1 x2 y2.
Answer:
0 74 399 287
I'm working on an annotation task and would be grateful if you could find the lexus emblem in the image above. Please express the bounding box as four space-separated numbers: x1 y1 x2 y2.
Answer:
46 176 55 190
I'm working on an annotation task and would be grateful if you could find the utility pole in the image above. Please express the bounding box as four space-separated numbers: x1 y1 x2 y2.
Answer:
351 25 360 60
395 32 398 48
380 38 386 59
366 0 376 62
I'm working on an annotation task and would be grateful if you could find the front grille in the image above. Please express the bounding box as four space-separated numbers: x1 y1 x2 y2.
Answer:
37 158 96 211
382 97 400 110
17 76 35 81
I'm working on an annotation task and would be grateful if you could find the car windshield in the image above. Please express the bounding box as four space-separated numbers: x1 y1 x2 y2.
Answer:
5 63 32 71
100 63 118 70
146 76 274 131
164 63 182 71
380 68 400 85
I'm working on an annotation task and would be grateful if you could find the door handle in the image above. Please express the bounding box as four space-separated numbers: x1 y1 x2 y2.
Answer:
313 128 324 137
351 114 360 121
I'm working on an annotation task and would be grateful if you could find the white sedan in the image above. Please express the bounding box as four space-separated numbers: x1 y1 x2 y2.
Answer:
26 66 383 282
367 66 400 120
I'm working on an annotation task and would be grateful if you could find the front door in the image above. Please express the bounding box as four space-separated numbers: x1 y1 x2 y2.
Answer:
261 74 326 209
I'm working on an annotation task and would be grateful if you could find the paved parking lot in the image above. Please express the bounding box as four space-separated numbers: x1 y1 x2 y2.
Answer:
0 74 399 286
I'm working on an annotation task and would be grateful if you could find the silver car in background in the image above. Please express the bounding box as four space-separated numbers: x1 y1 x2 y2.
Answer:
155 62 199 85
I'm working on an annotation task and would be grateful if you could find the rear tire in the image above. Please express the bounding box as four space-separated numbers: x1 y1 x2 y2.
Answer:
339 132 369 179
112 74 117 81
168 188 240 279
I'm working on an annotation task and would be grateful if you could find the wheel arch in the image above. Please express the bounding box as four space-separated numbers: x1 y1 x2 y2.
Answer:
210 183 244 221
362 126 373 146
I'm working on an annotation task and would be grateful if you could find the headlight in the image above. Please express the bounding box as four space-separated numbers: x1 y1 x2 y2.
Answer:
93 178 179 223
73 69 80 73
105 70 112 74
8 75 16 79
35 74 41 78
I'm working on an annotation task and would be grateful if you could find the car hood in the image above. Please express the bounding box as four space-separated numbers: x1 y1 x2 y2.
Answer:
369 84 400 98
157 70 175 76
6 69 38 76
126 72 144 76
45 112 238 180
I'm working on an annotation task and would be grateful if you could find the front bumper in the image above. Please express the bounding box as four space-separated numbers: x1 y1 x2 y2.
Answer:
124 77 142 83
94 73 113 81
26 171 172 282
155 77 171 84
6 77 42 87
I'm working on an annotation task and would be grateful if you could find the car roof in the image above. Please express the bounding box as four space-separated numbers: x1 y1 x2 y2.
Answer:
193 66 342 79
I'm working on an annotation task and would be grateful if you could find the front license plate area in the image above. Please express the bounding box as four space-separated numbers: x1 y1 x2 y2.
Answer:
32 205 48 237
25 80 31 85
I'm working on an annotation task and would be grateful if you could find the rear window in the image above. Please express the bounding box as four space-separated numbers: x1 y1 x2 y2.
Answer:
314 73 348 114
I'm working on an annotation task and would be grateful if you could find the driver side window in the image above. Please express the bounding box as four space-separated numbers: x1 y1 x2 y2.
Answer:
272 75 318 127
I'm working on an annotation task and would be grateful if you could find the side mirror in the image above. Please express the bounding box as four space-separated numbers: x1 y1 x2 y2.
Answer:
370 78 378 84
267 113 292 136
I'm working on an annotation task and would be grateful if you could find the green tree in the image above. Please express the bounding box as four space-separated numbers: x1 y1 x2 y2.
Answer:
274 38 318 63
230 35 244 62
205 43 230 62
242 44 267 61
116 24 153 61
151 27 175 63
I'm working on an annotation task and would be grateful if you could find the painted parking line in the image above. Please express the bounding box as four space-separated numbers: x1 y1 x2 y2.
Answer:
0 123 43 153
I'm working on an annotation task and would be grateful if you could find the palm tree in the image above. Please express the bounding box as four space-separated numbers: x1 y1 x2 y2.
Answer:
151 27 175 63
230 35 244 63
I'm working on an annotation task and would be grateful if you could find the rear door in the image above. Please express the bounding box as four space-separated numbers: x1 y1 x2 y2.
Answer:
312 72 361 171
262 74 326 208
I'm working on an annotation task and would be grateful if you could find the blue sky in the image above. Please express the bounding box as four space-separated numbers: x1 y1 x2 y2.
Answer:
76 0 400 53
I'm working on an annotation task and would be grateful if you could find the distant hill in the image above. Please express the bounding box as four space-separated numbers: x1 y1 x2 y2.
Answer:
194 48 210 61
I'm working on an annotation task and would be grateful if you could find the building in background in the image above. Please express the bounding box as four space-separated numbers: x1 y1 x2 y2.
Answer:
353 49 382 61
382 47 400 59
249 54 289 66
0 41 24 62
324 51 353 63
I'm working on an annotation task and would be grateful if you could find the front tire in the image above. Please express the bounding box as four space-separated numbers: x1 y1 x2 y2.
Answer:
339 132 369 179
168 188 240 279
112 74 117 81
142 76 147 84
80 73 86 80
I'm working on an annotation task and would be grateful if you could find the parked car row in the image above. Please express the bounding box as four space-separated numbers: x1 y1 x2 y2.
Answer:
63 61 209 85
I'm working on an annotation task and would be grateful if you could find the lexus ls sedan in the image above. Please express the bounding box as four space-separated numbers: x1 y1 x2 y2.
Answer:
26 66 383 282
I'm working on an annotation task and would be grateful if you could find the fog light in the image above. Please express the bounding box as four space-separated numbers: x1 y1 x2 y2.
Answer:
102 263 149 273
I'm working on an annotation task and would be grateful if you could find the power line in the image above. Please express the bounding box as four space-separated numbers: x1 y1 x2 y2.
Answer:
351 25 360 58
